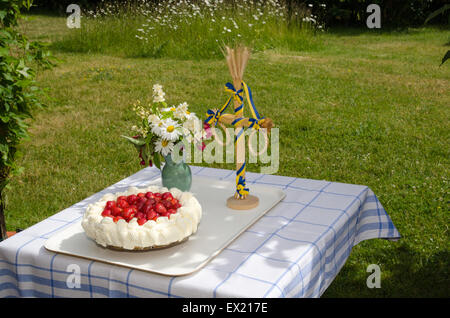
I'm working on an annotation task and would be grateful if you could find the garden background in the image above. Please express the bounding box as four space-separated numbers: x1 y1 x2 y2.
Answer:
1 0 449 297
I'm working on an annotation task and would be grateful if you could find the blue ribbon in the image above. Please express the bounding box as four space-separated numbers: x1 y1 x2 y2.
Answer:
235 175 249 198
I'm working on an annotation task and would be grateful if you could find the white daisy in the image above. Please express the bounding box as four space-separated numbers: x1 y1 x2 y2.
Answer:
159 118 182 141
181 119 199 144
182 117 195 132
184 110 198 121
148 114 161 126
154 139 174 156
161 106 177 113
174 102 189 119
151 119 165 136
183 116 202 135
182 128 194 143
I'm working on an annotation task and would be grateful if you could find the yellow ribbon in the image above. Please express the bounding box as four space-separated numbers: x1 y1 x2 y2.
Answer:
205 81 265 199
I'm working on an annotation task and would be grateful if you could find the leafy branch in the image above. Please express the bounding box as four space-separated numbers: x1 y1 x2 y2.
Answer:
0 0 55 240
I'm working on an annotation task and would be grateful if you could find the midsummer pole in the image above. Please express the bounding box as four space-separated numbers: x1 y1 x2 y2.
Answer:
223 45 259 210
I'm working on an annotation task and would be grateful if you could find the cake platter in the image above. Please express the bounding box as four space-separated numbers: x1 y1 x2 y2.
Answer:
45 176 285 276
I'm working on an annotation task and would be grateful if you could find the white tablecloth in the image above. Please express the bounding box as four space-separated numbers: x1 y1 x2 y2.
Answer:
0 166 400 298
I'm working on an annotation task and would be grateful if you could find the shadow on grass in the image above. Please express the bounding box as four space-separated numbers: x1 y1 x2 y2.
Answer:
323 243 449 298
27 7 65 17
326 25 449 37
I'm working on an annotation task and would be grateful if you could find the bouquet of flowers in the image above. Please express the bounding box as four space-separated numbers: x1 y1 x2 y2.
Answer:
123 84 206 169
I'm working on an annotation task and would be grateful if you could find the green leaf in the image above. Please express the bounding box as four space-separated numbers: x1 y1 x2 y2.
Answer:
121 135 146 146
153 152 161 170
425 4 450 24
440 50 450 67
161 111 173 120
0 47 9 56
151 103 158 114
141 144 149 163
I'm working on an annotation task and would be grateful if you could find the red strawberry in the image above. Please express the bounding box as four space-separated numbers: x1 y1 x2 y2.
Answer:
145 192 154 199
137 218 147 226
105 201 116 209
162 199 172 209
112 206 123 216
138 196 148 203
102 209 112 217
143 201 153 209
137 193 145 198
117 196 127 202
154 192 162 198
113 216 124 223
167 209 176 214
136 198 147 211
155 203 167 214
162 192 173 201
118 200 129 209
143 204 153 213
127 194 138 204
146 210 157 220
136 212 145 219
122 207 135 220
159 211 170 218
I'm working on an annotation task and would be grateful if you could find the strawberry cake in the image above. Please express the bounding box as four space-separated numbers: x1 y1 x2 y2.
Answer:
81 185 202 250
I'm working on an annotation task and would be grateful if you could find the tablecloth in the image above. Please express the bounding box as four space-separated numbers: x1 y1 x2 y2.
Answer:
0 166 400 298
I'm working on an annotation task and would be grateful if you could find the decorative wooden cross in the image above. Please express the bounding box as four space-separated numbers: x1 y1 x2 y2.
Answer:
205 45 274 210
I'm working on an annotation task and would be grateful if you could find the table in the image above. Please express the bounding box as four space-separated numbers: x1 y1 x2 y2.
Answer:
0 166 400 298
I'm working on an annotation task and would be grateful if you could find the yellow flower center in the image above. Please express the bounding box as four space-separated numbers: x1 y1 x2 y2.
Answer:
170 107 176 111
167 125 175 133
162 140 169 147
186 111 190 115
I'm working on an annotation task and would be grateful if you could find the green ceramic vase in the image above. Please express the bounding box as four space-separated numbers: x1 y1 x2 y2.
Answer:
161 154 192 192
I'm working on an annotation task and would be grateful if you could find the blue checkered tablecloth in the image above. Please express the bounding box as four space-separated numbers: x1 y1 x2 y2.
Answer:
0 166 400 298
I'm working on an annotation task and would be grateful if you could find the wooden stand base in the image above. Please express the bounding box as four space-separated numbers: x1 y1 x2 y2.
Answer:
226 195 259 210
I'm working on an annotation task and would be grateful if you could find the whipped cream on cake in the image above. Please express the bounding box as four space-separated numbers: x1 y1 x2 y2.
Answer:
82 185 202 250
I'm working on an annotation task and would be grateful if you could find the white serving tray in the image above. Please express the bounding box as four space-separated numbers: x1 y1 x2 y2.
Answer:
45 176 285 276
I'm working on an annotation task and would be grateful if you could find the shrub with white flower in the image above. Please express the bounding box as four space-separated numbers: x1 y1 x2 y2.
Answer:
123 84 204 169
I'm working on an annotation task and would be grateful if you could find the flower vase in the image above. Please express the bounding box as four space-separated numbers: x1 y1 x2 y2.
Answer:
161 154 192 192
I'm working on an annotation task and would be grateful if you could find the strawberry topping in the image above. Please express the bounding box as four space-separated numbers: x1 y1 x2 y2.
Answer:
102 192 182 225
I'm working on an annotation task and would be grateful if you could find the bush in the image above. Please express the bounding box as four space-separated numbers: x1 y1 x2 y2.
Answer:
0 0 53 239
31 0 105 13
305 0 449 27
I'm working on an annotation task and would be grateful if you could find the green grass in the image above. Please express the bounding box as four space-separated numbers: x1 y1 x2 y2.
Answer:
50 0 322 59
6 14 450 297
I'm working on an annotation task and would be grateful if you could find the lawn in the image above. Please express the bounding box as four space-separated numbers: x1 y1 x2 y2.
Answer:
6 13 449 297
